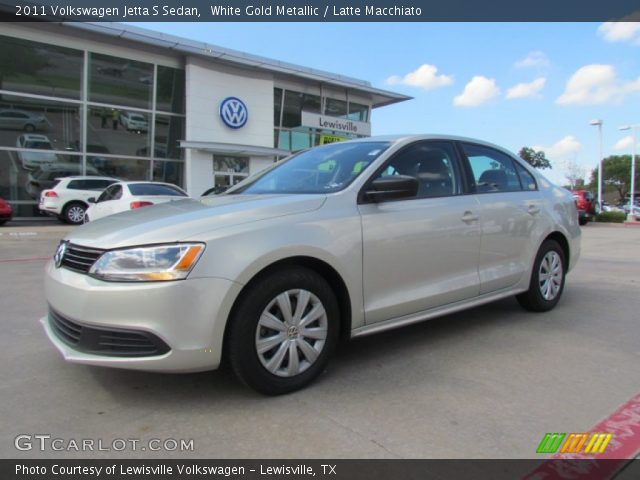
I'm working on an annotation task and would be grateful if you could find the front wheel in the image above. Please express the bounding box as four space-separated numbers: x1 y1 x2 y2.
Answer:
517 239 566 312
227 267 340 395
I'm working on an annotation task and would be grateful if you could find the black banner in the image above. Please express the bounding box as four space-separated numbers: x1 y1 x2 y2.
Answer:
2 459 639 480
0 0 639 22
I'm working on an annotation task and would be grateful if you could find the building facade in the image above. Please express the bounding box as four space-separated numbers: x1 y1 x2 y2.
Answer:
0 23 409 218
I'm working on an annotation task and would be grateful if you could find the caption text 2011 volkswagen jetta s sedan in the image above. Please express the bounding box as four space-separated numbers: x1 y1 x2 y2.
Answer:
42 135 580 395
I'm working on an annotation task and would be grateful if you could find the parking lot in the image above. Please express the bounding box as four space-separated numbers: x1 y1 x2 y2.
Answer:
1 223 639 460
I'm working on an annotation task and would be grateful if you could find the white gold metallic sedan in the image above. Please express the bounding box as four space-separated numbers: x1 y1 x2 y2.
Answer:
42 135 580 395
84 181 188 222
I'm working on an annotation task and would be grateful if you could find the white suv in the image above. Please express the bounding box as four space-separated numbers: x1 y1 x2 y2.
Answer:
39 176 118 225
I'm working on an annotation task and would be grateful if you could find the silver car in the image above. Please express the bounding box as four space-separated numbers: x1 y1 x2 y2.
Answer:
42 135 580 394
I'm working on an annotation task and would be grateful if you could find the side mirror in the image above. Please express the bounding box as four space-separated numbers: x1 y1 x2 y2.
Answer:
87 197 96 203
365 175 419 202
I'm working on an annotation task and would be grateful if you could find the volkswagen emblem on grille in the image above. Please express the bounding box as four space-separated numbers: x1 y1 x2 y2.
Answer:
54 241 68 268
219 96 248 129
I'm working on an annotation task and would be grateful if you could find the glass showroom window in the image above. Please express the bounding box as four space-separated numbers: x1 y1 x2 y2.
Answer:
156 66 185 114
0 34 83 100
154 115 185 160
0 95 81 150
325 98 348 118
88 52 154 109
153 160 184 186
87 156 150 181
347 102 369 122
274 88 283 126
282 91 321 128
86 106 151 158
213 155 249 190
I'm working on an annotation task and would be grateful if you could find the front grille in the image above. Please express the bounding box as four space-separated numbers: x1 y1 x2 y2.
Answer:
60 243 104 274
49 309 81 345
48 308 170 357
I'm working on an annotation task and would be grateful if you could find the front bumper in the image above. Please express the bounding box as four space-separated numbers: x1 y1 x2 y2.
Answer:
43 260 242 372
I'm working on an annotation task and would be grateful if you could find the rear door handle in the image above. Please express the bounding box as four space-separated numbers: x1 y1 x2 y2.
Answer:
461 211 479 223
527 205 540 215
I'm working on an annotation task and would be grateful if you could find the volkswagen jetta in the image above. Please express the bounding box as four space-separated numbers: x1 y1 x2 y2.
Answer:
42 135 580 394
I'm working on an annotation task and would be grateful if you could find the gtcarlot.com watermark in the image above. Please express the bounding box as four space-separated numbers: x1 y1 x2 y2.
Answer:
15 434 194 452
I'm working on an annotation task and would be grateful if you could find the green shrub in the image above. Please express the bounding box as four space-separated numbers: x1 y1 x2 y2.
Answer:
595 211 627 223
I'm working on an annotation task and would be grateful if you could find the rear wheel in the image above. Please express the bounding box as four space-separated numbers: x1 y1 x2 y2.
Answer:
578 217 588 226
63 202 86 225
227 267 339 395
517 239 566 312
24 124 36 133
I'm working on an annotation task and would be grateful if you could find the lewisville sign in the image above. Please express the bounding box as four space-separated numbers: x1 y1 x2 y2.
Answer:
301 112 371 136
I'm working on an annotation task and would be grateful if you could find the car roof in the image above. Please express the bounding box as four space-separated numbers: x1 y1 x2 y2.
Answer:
58 176 119 181
346 134 520 157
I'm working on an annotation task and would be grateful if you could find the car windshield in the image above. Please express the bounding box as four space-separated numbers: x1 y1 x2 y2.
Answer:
25 141 51 149
128 183 187 196
228 141 390 195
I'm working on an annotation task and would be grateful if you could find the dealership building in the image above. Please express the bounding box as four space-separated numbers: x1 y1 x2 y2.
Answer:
0 22 409 218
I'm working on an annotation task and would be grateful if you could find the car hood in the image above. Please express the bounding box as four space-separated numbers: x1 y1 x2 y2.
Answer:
67 194 327 249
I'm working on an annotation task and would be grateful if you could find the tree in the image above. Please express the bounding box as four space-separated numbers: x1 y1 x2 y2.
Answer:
563 159 585 189
518 147 552 169
589 155 639 200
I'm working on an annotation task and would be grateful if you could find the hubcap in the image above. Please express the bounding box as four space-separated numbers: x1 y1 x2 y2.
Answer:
538 251 563 301
68 206 85 223
255 289 328 378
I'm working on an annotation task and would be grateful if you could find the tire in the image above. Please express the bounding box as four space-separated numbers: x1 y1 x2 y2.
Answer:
227 266 340 395
578 217 588 226
516 239 566 312
0 220 6 226
63 202 86 225
24 124 35 133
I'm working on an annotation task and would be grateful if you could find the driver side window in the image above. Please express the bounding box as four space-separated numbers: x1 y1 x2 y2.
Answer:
97 184 122 202
372 141 461 199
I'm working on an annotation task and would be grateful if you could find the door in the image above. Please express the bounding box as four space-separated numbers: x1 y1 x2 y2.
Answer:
359 141 482 324
92 184 123 220
460 142 544 294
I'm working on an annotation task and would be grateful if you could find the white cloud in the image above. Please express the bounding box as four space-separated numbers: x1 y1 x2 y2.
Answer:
514 51 550 69
613 135 640 151
597 22 640 45
385 64 453 90
533 136 582 160
506 77 546 99
556 64 640 105
453 76 500 107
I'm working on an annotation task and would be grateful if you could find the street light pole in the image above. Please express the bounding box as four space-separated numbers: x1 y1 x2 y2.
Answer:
590 119 603 212
619 124 638 221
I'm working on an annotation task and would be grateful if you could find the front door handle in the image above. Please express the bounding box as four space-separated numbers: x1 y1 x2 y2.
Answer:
461 211 479 223
527 205 540 215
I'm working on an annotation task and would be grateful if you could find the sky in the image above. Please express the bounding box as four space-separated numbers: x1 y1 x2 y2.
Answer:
130 22 640 185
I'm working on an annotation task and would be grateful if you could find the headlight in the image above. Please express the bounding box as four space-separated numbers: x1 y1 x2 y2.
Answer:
89 243 205 282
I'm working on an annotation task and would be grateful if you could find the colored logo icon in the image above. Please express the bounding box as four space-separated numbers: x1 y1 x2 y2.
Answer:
537 432 613 454
219 96 248 129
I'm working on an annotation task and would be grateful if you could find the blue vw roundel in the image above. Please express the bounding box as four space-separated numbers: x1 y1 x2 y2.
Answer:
219 96 248 129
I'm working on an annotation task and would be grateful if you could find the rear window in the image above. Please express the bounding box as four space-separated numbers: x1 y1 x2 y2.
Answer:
128 184 186 196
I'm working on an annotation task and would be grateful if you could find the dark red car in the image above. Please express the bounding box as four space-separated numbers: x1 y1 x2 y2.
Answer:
0 196 12 225
571 190 596 225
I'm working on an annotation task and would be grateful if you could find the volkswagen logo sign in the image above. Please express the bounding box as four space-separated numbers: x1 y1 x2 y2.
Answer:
219 96 248 129
53 241 68 268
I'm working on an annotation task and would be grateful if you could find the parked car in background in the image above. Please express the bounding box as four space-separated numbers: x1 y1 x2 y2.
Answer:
43 135 581 395
84 181 188 222
16 134 59 170
571 190 596 225
119 112 148 132
26 163 101 199
0 196 12 225
0 109 50 132
39 176 119 225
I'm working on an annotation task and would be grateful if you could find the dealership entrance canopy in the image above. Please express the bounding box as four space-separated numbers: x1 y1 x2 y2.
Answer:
0 22 410 217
